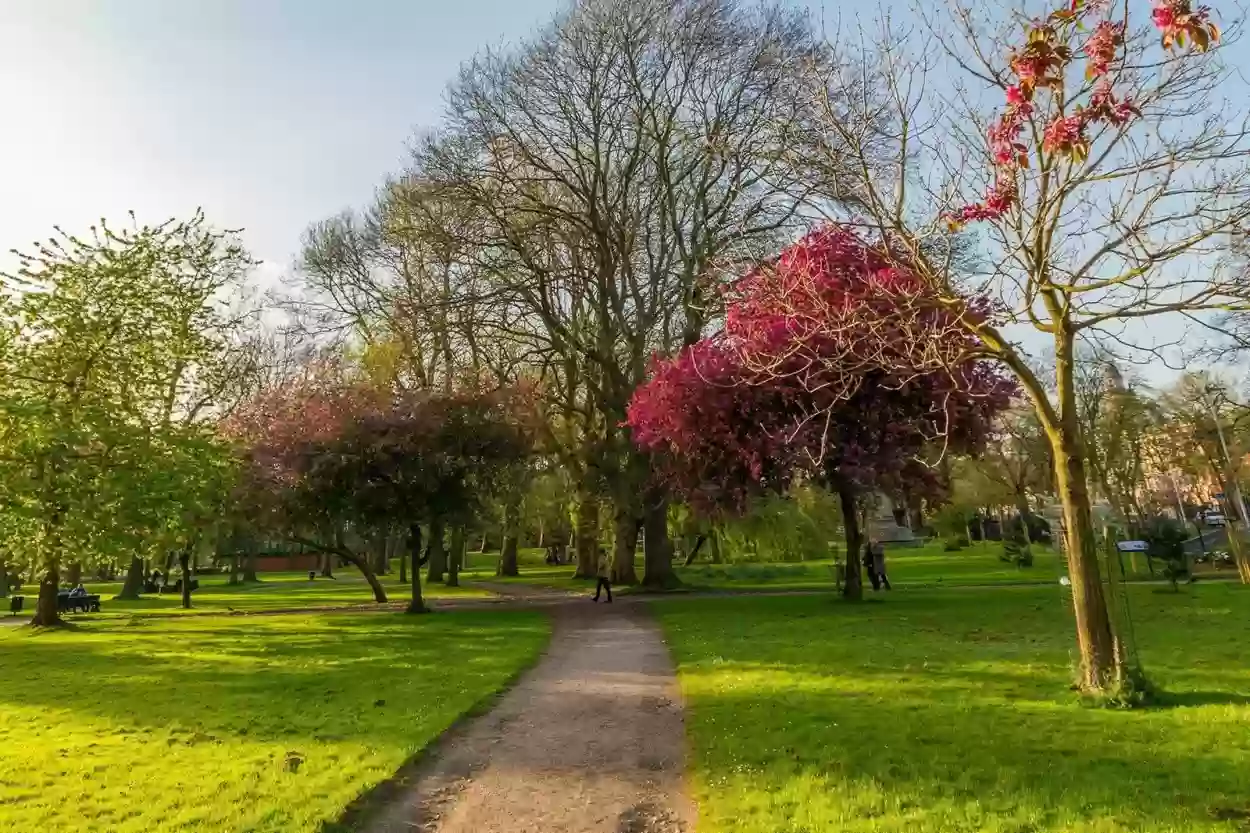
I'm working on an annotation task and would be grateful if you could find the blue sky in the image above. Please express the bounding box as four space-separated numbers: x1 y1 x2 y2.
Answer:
0 0 1238 385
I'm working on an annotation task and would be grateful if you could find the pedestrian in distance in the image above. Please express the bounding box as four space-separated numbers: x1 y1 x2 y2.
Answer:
592 547 613 603
872 541 891 591
863 541 880 591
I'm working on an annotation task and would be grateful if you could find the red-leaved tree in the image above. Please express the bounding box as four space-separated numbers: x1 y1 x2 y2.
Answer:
226 378 533 612
628 225 1014 599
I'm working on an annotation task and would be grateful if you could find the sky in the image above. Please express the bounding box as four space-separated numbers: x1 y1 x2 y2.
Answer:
0 0 578 285
0 0 1241 387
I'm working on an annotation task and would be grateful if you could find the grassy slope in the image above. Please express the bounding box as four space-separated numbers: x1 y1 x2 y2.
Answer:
0 609 548 832
655 584 1250 833
7 569 491 621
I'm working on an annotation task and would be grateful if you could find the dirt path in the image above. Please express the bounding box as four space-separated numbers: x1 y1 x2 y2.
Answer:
364 601 694 833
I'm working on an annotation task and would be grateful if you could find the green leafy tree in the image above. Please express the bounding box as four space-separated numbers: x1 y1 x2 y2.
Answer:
0 214 254 624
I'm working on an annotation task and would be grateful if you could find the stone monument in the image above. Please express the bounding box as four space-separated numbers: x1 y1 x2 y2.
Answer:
868 492 915 544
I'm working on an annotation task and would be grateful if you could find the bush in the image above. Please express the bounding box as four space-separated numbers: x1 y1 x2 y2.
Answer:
1000 517 1034 567
1140 516 1189 590
942 535 969 552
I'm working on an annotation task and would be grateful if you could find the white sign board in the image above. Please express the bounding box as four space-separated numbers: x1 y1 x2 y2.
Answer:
1116 540 1149 552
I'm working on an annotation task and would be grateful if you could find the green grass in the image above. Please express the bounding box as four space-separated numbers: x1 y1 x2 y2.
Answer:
6 569 492 621
432 540 1237 596
677 542 1071 591
0 608 549 832
654 583 1250 833
461 542 1080 595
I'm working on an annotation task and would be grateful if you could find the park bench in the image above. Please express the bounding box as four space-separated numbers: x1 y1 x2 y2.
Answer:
56 593 101 614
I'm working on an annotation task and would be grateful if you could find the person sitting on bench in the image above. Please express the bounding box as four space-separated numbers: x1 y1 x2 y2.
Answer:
69 583 87 598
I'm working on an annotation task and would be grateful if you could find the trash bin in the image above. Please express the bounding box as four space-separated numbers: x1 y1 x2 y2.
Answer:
308 571 316 581
8 595 24 615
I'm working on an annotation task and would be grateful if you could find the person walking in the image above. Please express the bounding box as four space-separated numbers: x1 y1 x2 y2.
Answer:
863 541 880 591
592 547 613 603
872 541 891 591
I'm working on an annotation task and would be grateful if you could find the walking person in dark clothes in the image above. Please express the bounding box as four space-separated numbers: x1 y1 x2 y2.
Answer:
592 547 613 603
863 541 881 591
871 541 891 590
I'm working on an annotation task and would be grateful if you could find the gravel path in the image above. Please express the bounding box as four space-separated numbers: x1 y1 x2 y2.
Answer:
364 600 694 833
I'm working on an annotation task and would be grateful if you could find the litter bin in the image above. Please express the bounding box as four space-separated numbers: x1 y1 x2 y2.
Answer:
8 595 24 615
308 571 316 581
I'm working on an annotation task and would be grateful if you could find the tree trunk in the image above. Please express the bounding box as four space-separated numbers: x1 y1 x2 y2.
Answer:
836 476 863 601
65 561 82 586
1051 345 1125 694
372 535 389 576
178 549 193 610
497 496 521 576
31 563 61 626
243 546 258 582
497 502 520 577
399 539 408 584
337 548 387 603
117 555 145 600
1012 492 1035 563
683 534 707 566
407 524 427 614
426 518 446 584
709 528 723 563
642 492 675 589
0 559 7 599
447 526 464 587
573 489 600 578
320 549 335 578
612 508 640 585
228 553 240 585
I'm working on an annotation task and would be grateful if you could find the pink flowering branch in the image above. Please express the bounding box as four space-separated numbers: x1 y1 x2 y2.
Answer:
947 0 1218 230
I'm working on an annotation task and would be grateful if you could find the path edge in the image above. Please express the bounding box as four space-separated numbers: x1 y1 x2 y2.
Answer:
643 599 700 833
318 608 558 833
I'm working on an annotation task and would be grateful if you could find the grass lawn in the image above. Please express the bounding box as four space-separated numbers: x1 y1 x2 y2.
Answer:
460 542 1087 595
438 540 1240 596
0 608 549 832
671 539 1228 592
654 583 1250 833
676 542 1072 591
5 570 492 621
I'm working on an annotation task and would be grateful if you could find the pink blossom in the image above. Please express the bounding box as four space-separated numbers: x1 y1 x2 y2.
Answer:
1042 114 1087 156
1087 80 1141 126
1152 1 1221 51
1083 20 1125 77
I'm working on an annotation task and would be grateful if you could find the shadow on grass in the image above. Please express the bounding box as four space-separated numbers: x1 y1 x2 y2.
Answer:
0 611 547 749
655 585 1250 832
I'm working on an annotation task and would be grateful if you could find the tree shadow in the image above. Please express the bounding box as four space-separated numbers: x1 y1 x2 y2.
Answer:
0 610 547 748
658 587 1250 831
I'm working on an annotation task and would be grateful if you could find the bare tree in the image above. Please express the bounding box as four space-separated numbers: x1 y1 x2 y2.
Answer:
417 0 847 586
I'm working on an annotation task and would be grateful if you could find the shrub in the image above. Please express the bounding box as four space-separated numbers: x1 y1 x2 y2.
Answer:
1140 517 1189 591
942 535 969 552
